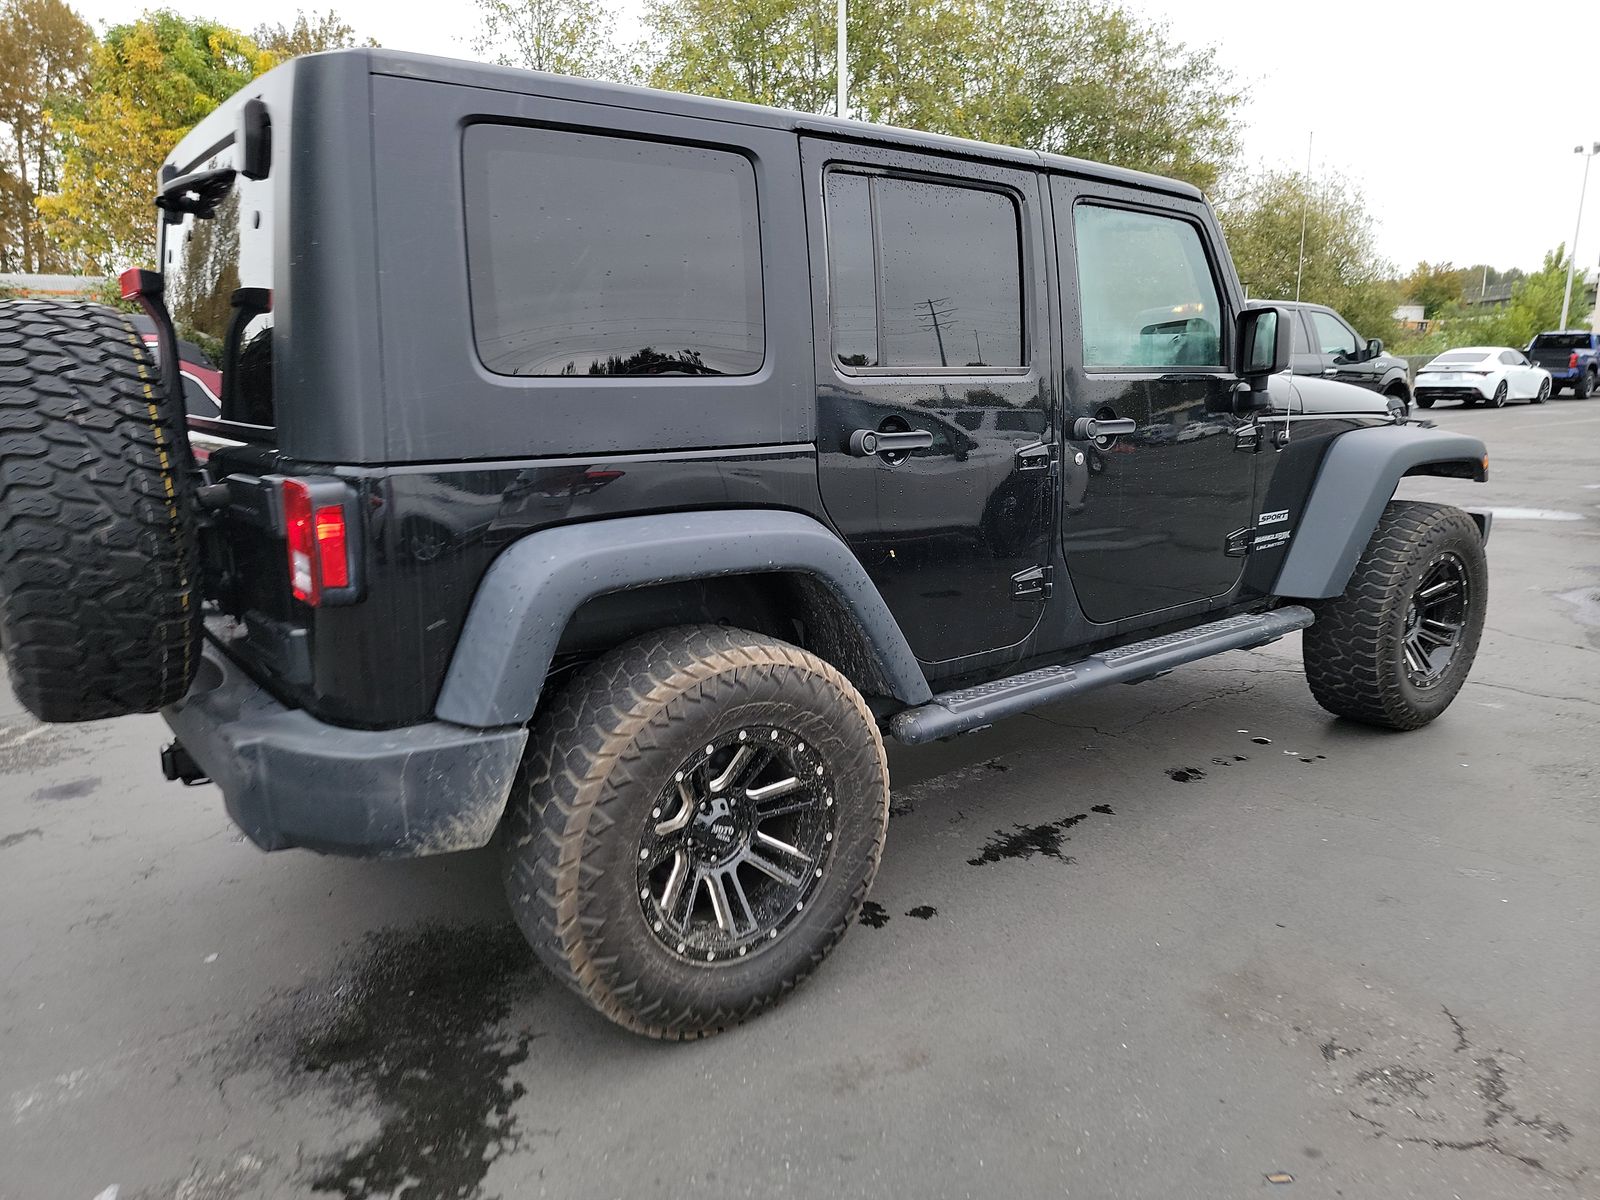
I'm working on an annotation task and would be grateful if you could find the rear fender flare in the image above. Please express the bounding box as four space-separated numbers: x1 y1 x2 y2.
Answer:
434 510 931 728
1272 426 1488 600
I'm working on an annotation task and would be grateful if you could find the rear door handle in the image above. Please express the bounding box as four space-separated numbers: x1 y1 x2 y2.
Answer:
1070 416 1136 440
848 429 934 457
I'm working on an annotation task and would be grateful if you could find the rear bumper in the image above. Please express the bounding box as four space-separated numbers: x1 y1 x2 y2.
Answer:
163 644 527 858
1544 368 1580 382
1415 384 1493 401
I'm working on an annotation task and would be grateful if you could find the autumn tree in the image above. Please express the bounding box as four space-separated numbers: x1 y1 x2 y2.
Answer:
0 0 92 272
1400 261 1470 318
1218 167 1399 342
253 9 373 58
39 11 275 271
471 0 633 81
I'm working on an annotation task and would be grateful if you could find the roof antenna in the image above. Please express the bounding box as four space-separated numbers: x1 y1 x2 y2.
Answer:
1294 131 1313 303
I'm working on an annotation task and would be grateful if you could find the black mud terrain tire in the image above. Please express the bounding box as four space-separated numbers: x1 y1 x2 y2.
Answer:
0 302 200 721
503 625 889 1039
1302 501 1486 730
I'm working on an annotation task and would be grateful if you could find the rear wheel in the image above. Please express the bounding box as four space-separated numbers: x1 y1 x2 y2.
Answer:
1532 377 1551 404
1576 370 1594 399
1489 380 1508 408
1302 501 1486 730
0 301 201 722
502 625 889 1038
1415 394 1435 410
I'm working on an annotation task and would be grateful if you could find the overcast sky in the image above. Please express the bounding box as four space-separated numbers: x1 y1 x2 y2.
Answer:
67 0 1600 275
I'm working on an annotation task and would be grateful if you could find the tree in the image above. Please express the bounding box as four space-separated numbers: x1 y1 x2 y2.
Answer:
471 0 633 81
1500 244 1592 344
253 9 373 59
1218 167 1399 341
0 0 92 272
39 11 275 271
1400 261 1470 318
642 0 1245 191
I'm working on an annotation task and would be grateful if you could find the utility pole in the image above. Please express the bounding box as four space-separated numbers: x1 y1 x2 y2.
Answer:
1560 141 1598 331
920 297 954 366
837 0 848 118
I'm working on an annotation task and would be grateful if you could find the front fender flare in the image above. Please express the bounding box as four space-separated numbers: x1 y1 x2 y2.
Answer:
1272 425 1487 600
434 510 931 728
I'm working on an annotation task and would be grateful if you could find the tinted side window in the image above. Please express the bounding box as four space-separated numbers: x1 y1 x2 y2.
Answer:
824 171 1024 370
464 126 764 378
1311 311 1358 358
1074 204 1222 368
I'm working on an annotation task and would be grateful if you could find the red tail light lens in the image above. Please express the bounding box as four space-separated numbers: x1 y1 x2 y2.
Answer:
314 505 349 589
281 479 353 605
1571 352 1580 369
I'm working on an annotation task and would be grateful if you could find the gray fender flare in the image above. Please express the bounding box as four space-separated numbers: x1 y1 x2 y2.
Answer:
1273 425 1487 600
434 510 931 728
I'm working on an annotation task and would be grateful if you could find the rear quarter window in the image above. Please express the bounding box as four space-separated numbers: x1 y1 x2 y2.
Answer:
463 125 765 378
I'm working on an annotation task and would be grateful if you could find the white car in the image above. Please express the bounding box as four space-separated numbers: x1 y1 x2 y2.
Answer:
1413 347 1552 409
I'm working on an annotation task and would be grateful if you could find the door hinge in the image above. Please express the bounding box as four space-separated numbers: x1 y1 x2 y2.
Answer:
1014 440 1053 472
1233 424 1262 453
1224 527 1251 557
1011 564 1053 600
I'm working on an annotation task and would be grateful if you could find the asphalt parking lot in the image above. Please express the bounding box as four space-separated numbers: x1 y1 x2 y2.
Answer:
2 396 1597 1200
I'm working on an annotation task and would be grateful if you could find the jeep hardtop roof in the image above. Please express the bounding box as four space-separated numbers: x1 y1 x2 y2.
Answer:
166 48 1204 202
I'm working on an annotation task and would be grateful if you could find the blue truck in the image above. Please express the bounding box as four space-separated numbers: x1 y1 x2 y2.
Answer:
1527 330 1600 397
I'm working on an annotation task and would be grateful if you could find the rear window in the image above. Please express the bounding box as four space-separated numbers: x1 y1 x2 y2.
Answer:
161 145 275 429
463 126 764 378
1429 352 1489 365
1531 334 1591 350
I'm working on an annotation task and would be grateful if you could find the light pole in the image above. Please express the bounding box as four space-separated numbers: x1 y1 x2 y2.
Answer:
1559 141 1599 332
836 0 847 118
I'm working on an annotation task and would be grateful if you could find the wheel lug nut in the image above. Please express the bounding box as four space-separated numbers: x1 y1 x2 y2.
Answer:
654 921 663 932
815 868 823 877
738 946 747 956
770 730 779 740
639 848 649 859
707 951 715 961
824 832 832 842
677 942 686 953
640 888 649 899
739 730 747 741
651 807 661 818
705 744 714 754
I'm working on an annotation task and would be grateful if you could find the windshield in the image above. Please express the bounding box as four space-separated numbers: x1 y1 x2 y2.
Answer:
160 143 274 430
1427 352 1489 366
1530 334 1590 350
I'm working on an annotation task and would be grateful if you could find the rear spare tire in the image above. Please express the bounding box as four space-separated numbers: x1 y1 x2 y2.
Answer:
0 301 200 722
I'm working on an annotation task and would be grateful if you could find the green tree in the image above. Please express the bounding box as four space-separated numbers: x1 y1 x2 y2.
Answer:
643 0 1245 191
0 0 93 272
1218 167 1399 342
253 9 373 58
472 0 633 81
39 10 275 271
1501 245 1592 344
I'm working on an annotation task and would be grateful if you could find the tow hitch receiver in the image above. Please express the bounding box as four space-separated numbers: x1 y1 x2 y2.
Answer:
160 740 211 786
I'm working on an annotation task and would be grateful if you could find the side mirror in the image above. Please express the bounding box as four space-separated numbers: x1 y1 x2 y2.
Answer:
1367 337 1384 359
1237 306 1291 389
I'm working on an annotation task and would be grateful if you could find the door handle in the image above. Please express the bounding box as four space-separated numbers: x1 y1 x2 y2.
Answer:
1070 416 1136 440
848 428 934 457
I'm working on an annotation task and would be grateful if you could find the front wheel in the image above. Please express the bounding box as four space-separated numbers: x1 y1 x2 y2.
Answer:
503 625 889 1039
1302 501 1486 730
1490 380 1508 408
1385 390 1410 419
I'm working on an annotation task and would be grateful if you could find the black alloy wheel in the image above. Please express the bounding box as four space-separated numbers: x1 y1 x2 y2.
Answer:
638 725 835 962
1401 552 1469 687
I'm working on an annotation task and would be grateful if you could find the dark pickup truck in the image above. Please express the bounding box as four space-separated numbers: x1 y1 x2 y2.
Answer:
1527 331 1600 397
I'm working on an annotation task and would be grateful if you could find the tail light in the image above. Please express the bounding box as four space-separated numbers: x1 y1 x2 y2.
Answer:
280 478 360 606
1571 352 1580 370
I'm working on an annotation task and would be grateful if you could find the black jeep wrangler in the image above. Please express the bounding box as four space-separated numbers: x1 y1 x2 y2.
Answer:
0 50 1491 1039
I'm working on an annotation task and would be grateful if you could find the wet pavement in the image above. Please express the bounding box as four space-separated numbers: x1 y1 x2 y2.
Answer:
2 398 1598 1198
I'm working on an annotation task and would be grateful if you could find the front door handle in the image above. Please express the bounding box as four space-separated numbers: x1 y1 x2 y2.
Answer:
1070 416 1136 440
848 428 934 457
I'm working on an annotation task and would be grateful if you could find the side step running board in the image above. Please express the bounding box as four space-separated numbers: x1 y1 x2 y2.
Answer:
888 606 1315 745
